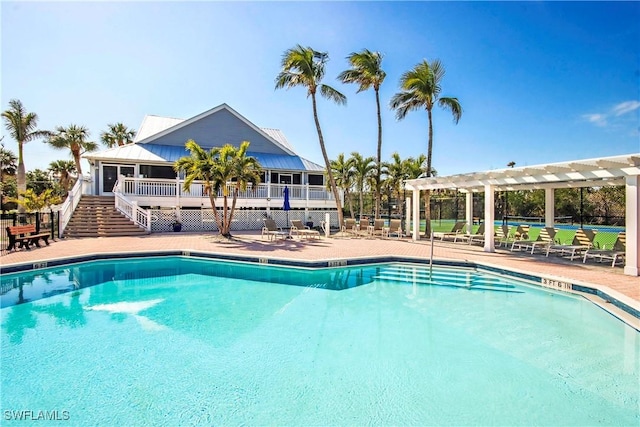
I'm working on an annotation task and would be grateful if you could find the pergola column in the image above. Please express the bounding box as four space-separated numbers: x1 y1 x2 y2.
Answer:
405 197 411 237
412 188 420 241
465 192 473 234
483 184 495 251
624 175 639 276
545 188 555 227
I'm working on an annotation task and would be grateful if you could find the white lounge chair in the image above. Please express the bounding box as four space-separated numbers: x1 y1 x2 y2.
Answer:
583 232 625 267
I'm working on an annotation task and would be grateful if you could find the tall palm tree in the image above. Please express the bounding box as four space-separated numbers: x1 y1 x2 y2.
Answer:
330 153 356 219
350 151 376 219
2 99 50 213
275 45 347 226
338 49 386 218
46 125 98 176
100 123 136 148
174 140 261 238
390 59 462 235
48 160 77 191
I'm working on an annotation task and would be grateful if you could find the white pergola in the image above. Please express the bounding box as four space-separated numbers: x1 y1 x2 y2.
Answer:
404 153 640 276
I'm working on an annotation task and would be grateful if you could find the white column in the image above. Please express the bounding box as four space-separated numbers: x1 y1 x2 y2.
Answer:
324 212 331 237
412 189 420 241
405 197 411 236
624 175 639 276
545 188 555 227
175 176 181 208
465 192 473 234
484 185 495 251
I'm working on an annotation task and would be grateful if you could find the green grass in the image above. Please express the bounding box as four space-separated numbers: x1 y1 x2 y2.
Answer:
410 219 620 249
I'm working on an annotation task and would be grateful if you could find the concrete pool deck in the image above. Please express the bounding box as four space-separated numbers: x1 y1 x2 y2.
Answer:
1 231 638 322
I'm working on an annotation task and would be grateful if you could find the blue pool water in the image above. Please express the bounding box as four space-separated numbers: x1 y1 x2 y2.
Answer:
1 257 638 426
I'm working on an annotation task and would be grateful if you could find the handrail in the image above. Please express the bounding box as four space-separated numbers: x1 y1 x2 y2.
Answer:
58 177 84 238
113 179 151 231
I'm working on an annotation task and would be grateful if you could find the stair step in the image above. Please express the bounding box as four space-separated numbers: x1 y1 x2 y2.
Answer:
63 195 147 238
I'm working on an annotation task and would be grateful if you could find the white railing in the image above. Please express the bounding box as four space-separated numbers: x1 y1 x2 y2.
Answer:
119 177 338 201
58 177 84 237
113 180 152 231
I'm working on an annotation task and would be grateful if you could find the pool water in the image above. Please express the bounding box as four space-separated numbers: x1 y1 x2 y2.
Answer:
1 257 638 426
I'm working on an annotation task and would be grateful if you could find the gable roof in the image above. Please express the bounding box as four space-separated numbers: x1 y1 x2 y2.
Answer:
134 104 296 156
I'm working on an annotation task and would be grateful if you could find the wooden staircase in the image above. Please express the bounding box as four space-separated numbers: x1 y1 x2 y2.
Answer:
63 196 148 238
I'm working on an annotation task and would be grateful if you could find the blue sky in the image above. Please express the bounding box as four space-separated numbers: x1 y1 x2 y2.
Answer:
2 1 639 176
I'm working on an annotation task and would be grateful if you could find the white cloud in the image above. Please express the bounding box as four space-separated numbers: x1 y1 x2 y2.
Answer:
612 100 640 116
583 113 607 127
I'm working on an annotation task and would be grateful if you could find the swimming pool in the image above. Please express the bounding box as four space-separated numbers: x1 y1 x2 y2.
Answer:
2 257 638 425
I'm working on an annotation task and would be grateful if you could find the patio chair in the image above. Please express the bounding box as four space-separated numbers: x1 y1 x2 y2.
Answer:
341 218 358 237
511 227 557 254
261 218 288 241
464 223 486 245
546 228 597 260
583 232 626 267
384 219 403 239
502 224 530 247
433 221 466 241
370 219 386 238
290 219 321 240
357 218 371 237
494 224 511 247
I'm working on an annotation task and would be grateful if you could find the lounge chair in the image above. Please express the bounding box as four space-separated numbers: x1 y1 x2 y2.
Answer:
511 227 557 254
583 232 626 267
464 223 485 245
357 218 371 237
261 218 288 241
502 224 530 247
433 221 466 241
341 218 358 237
494 224 511 247
370 219 386 238
546 228 597 260
290 220 320 240
384 219 403 239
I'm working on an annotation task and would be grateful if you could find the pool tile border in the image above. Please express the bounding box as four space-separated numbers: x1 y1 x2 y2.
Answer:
1 249 638 326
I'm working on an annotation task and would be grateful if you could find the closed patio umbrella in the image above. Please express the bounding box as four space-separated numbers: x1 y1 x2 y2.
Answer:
283 186 291 237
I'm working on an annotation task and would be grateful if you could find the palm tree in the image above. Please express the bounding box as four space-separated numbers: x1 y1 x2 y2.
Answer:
330 153 356 219
350 152 376 219
0 145 17 212
100 123 136 148
2 99 50 213
403 154 428 179
275 45 347 227
338 49 386 218
383 152 405 217
46 125 98 176
49 160 77 191
174 140 261 238
390 59 462 235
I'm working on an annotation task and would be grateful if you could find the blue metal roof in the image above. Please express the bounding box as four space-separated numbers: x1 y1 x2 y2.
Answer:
143 144 310 171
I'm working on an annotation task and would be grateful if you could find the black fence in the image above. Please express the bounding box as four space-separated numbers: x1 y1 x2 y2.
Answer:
1 211 60 255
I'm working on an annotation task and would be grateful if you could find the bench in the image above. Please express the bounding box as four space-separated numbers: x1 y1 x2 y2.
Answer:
6 224 50 251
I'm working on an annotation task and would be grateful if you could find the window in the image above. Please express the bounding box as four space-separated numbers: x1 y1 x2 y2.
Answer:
140 165 177 179
308 174 324 185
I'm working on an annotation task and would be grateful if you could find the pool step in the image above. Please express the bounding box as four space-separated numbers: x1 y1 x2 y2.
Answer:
374 265 521 292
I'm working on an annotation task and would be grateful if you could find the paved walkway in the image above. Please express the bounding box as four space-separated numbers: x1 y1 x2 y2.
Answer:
2 231 638 314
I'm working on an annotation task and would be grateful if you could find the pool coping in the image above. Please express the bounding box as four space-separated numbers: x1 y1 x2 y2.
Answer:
2 248 639 329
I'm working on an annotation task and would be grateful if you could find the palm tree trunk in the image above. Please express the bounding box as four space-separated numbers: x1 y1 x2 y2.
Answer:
208 193 224 233
375 89 382 218
222 194 230 237
16 141 26 214
359 188 364 220
375 88 382 219
345 189 355 219
72 147 83 176
424 108 435 236
311 93 344 227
